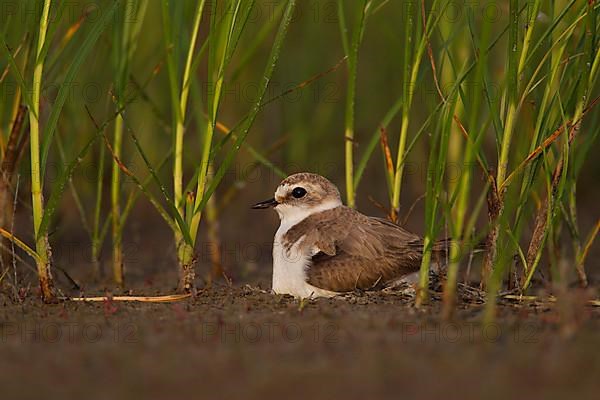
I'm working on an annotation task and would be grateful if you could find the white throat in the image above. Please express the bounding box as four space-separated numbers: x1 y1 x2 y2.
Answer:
275 199 341 231
271 199 341 299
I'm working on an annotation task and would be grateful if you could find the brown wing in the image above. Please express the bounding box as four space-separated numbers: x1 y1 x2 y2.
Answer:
284 206 425 292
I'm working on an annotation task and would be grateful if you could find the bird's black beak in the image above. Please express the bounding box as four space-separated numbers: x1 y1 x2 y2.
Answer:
251 198 278 209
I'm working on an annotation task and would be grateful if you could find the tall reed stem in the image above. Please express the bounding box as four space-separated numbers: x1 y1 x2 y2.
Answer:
443 6 492 318
29 0 55 302
111 114 124 285
174 0 205 220
339 0 368 208
91 127 106 279
391 0 440 221
158 0 207 291
110 0 131 286
482 0 520 323
391 3 415 221
111 0 146 286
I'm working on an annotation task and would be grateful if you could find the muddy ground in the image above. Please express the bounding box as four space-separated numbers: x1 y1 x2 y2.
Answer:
1 280 600 400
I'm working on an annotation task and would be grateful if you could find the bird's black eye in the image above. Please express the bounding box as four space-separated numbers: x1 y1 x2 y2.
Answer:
292 187 307 199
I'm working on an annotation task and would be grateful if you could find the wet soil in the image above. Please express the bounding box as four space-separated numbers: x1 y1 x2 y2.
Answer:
1 282 600 400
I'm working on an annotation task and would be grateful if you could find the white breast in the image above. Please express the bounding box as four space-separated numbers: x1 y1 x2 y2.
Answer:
271 201 340 299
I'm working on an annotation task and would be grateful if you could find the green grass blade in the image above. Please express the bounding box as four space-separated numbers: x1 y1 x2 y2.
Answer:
0 32 35 114
40 0 120 178
340 0 368 207
37 132 101 241
192 0 297 216
353 97 403 190
119 114 193 245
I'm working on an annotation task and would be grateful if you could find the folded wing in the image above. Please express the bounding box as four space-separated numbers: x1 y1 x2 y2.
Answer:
283 206 426 292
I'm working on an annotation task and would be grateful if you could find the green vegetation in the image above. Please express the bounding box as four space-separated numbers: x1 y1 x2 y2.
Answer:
0 1 598 317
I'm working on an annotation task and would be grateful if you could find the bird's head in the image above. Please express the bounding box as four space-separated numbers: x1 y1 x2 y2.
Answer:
252 173 342 224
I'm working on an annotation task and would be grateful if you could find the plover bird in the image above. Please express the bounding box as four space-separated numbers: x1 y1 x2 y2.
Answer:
252 172 448 298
